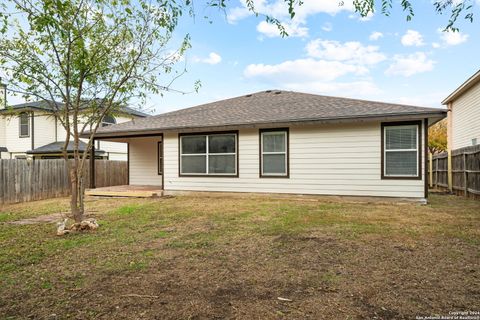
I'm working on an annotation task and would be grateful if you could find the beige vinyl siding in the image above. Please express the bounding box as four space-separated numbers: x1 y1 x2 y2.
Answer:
5 114 32 154
0 116 5 146
99 141 127 153
128 137 162 186
96 116 131 158
55 114 132 158
157 121 426 198
0 116 6 158
451 80 480 149
106 152 127 161
33 113 56 148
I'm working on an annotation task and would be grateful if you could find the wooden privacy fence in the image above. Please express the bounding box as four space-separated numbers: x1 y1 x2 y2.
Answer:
429 144 480 199
0 159 128 205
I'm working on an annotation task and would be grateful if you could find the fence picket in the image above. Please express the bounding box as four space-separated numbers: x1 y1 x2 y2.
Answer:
0 159 127 205
430 144 480 199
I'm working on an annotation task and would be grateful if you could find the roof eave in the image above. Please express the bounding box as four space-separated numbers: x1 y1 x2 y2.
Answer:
86 110 447 139
442 69 480 105
4 103 148 117
26 149 106 154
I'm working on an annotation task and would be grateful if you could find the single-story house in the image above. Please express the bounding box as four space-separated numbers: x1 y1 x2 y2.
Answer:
442 69 480 149
87 90 446 201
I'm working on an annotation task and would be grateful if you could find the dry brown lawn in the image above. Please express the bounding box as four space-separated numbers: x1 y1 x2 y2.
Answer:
0 193 479 319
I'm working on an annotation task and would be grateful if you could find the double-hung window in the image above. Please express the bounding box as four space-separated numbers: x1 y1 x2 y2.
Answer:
382 122 421 179
180 132 237 176
260 129 289 177
19 112 30 138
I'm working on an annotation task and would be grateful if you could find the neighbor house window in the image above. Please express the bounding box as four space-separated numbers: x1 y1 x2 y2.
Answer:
101 115 116 127
260 129 289 177
382 122 421 179
158 141 163 175
19 113 30 137
179 132 238 176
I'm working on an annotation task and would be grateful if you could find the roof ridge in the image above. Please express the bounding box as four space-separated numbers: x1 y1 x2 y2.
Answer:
289 90 442 111
90 90 447 137
153 89 442 119
155 90 276 117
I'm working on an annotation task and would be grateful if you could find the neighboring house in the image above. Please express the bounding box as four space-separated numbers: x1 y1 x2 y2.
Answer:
442 69 480 150
88 90 446 201
0 100 148 160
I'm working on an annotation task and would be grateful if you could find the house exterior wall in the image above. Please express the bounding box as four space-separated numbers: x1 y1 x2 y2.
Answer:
95 116 131 160
33 112 57 148
128 137 162 186
449 80 480 149
128 120 426 198
4 113 33 157
0 116 6 158
1 112 136 159
0 116 5 147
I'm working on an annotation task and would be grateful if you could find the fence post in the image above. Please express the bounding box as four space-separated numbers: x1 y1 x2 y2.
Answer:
89 142 96 189
428 152 433 188
448 150 453 192
463 152 468 196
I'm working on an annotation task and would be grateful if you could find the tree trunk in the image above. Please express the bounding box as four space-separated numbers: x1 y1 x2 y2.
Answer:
69 163 84 223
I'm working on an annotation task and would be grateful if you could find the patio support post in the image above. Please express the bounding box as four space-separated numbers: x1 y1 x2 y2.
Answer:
90 140 96 189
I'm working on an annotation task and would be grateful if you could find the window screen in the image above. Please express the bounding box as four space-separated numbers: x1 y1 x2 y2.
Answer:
261 130 288 176
384 124 419 177
19 113 30 137
180 133 237 175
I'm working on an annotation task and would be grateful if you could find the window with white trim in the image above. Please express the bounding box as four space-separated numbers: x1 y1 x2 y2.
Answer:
383 124 419 177
180 132 237 175
19 112 30 137
260 130 288 177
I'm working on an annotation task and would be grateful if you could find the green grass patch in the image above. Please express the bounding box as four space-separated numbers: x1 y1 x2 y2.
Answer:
0 193 478 315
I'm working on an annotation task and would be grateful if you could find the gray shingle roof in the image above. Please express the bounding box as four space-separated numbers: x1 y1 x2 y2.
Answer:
94 90 446 136
3 100 149 117
26 141 105 154
0 147 7 152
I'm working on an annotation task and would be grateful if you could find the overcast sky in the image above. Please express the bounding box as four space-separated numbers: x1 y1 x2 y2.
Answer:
7 0 479 115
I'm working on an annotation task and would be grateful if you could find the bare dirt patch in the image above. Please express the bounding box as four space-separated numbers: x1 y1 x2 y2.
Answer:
0 193 478 319
7 212 66 225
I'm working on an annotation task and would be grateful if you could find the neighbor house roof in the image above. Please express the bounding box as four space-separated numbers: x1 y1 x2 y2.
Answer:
0 147 7 152
89 90 447 137
442 69 480 105
2 100 149 118
26 141 105 155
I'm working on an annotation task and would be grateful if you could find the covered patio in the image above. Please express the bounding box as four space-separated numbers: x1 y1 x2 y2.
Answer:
88 133 164 190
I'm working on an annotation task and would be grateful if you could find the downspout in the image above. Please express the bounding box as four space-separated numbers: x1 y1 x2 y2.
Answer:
424 118 429 200
55 116 58 142
31 111 35 151
127 142 130 185
447 102 453 192
447 102 453 150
